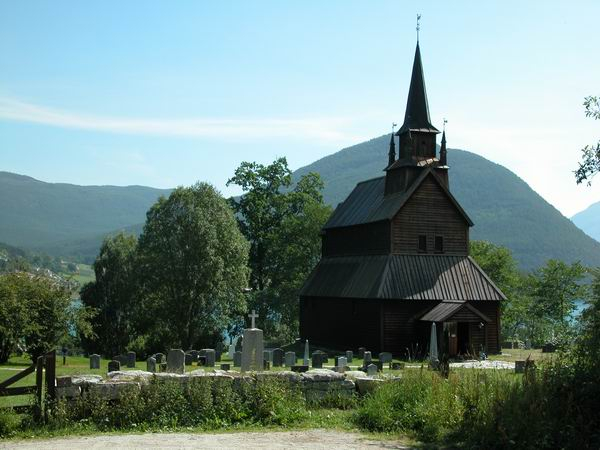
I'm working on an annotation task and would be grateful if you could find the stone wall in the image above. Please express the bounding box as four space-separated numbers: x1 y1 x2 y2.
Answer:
55 369 393 402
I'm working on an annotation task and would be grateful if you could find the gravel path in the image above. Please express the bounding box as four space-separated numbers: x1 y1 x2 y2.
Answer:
1 430 409 449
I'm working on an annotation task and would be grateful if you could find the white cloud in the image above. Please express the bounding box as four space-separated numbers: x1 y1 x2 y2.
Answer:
0 97 357 144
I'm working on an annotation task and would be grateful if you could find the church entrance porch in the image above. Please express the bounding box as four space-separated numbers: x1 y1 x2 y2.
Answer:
421 301 491 356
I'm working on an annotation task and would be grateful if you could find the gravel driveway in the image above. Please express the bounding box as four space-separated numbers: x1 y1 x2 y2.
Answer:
1 430 409 449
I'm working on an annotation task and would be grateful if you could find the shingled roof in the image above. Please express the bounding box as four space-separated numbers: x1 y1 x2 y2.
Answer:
323 168 473 230
300 254 506 301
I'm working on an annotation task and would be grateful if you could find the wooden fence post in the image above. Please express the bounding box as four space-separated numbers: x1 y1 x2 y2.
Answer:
35 356 44 421
44 350 56 402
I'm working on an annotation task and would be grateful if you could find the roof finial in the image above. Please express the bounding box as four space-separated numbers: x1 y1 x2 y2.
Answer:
392 122 397 134
416 14 421 42
443 118 447 132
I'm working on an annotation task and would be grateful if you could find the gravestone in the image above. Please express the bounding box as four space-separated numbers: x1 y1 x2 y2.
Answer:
185 353 193 366
363 351 372 365
220 363 230 371
291 365 309 373
379 352 393 364
303 339 310 366
337 356 347 368
284 351 296 367
311 353 323 369
229 335 240 359
358 347 366 359
345 350 353 363
233 351 242 367
154 353 165 364
89 354 100 369
147 356 156 373
202 349 216 367
108 360 120 372
127 351 136 368
272 348 284 367
367 363 378 376
167 349 185 374
235 336 243 352
215 342 223 362
241 310 264 372
263 350 273 364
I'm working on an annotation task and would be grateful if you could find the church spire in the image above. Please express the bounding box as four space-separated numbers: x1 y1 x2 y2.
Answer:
439 129 447 166
397 42 439 135
388 132 396 167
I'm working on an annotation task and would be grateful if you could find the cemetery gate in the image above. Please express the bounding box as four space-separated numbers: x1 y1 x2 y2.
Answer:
0 350 56 420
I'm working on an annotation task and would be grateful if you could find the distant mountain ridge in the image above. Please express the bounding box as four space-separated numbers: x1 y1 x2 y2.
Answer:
292 135 600 270
572 201 600 242
0 171 169 262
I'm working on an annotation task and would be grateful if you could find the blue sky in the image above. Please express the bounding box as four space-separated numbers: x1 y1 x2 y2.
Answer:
1 1 599 216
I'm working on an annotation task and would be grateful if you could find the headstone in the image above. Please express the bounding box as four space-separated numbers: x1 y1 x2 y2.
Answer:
284 351 297 367
215 342 223 362
185 353 193 366
303 339 309 366
108 360 120 372
358 347 366 359
241 327 264 372
363 351 372 365
379 352 392 364
220 363 230 371
114 354 128 366
127 351 136 368
345 350 353 363
263 350 273 364
89 354 100 369
291 365 309 373
272 348 284 367
311 353 323 369
337 356 348 368
167 349 185 374
229 336 240 359
235 336 243 352
203 349 216 367
154 353 165 364
233 351 242 367
367 363 377 376
147 356 156 373
263 360 271 370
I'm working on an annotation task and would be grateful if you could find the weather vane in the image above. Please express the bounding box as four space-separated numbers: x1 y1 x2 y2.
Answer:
416 14 421 41
443 118 448 132
392 122 397 133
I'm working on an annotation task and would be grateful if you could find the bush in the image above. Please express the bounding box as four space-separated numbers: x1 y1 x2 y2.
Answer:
0 409 22 437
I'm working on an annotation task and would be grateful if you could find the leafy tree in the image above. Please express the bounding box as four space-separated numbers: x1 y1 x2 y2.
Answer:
137 183 249 351
0 272 94 362
575 267 600 373
575 96 600 185
80 233 138 357
0 274 28 362
227 159 331 341
531 259 587 344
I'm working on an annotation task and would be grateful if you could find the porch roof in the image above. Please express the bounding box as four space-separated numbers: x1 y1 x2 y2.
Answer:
420 300 491 323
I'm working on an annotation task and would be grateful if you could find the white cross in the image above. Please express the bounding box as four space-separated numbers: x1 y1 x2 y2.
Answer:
248 310 259 329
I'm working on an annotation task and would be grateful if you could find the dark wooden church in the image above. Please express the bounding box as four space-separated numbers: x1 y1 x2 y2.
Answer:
299 42 505 357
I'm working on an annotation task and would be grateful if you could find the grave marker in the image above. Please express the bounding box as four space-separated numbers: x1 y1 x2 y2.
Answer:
108 360 120 372
167 349 185 374
367 363 377 376
147 356 156 373
89 354 100 369
284 351 296 367
241 310 264 372
127 351 136 368
233 351 242 367
272 348 284 367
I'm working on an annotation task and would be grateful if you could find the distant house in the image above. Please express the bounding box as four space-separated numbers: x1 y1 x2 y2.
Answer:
299 42 505 357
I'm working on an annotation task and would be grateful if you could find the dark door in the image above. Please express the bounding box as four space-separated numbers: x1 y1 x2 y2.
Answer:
458 322 470 355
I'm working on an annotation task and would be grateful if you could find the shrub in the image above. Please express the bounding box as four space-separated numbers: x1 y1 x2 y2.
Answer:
0 408 22 437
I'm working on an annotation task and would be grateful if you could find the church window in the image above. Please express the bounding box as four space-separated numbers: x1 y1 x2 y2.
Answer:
418 235 427 252
435 236 444 253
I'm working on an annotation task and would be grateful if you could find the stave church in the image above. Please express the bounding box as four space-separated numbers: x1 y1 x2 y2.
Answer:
299 40 505 357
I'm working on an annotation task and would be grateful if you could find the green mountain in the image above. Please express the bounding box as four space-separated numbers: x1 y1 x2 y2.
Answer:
0 172 169 262
292 135 600 270
572 201 600 242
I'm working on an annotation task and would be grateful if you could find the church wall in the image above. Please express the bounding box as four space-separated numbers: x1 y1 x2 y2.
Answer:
382 300 438 357
476 302 501 354
322 221 390 257
391 175 469 255
299 296 381 352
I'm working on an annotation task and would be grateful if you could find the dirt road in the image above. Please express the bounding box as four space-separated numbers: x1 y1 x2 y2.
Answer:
1 429 409 449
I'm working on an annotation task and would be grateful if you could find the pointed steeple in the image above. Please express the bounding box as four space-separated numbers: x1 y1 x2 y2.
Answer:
397 42 439 135
388 133 396 167
439 130 447 166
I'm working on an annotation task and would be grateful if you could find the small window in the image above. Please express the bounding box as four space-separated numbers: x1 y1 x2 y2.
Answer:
435 236 444 253
418 235 427 253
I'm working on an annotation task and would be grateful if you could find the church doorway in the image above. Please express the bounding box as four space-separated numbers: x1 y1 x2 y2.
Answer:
444 321 471 357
